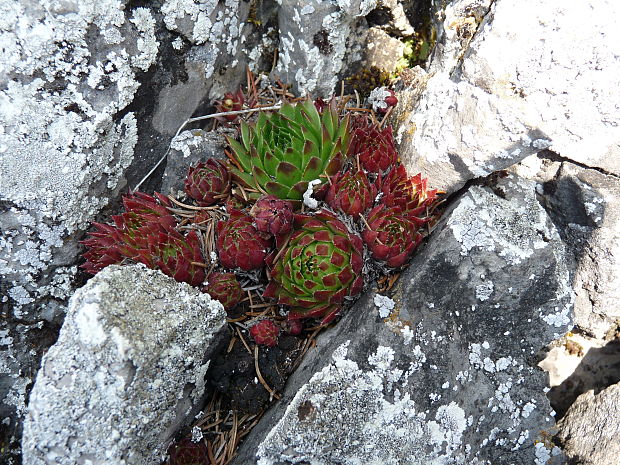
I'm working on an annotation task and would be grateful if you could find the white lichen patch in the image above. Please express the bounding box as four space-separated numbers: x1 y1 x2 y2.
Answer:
373 293 395 318
302 179 322 208
460 0 620 174
256 342 468 465
475 280 494 301
447 180 552 265
368 86 391 112
171 130 209 159
0 0 158 311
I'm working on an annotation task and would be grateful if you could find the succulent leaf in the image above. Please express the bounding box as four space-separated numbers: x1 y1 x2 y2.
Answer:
249 319 280 347
250 195 294 236
203 272 244 311
81 192 177 274
167 437 208 465
349 123 398 174
214 89 244 122
380 165 438 215
326 170 377 218
362 205 424 268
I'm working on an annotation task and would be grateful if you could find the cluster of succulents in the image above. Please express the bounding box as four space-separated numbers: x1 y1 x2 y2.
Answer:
82 91 439 351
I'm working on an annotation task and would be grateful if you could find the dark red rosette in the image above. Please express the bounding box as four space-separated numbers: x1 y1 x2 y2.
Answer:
202 272 244 311
362 205 426 268
184 159 231 207
249 319 280 347
250 195 294 236
325 170 377 218
216 209 271 271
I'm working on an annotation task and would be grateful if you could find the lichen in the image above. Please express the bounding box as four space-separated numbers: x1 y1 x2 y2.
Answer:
257 341 470 465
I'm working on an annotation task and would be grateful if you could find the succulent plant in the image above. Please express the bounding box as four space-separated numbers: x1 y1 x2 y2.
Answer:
263 210 364 323
249 319 280 347
214 89 244 122
203 272 244 311
81 222 125 274
227 99 349 201
325 170 377 218
133 224 207 287
362 205 426 268
81 192 176 274
184 159 231 207
216 209 271 271
167 437 208 465
380 165 437 215
348 124 398 174
250 195 294 236
284 317 303 336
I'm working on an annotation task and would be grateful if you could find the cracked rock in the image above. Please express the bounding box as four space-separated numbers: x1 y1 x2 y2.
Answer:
231 174 571 464
22 264 227 465
273 0 376 96
396 0 620 194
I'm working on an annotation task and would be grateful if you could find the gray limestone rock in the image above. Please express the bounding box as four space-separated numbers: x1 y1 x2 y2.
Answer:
232 174 571 464
555 382 620 465
22 264 227 465
539 334 620 419
539 163 620 339
0 1 157 457
396 0 620 194
365 27 407 73
273 0 377 96
512 155 620 339
0 1 251 457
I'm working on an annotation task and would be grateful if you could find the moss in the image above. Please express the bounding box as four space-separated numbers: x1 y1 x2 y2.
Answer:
345 66 396 98
397 31 435 70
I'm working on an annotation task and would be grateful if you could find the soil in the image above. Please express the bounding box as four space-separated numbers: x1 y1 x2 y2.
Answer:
207 330 305 415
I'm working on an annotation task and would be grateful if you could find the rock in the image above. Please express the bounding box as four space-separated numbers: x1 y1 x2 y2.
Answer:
536 160 620 339
555 382 620 465
396 0 620 194
22 264 227 465
0 2 157 457
365 28 406 73
366 0 414 37
0 1 251 457
160 128 232 197
231 174 571 464
273 0 376 96
539 334 620 419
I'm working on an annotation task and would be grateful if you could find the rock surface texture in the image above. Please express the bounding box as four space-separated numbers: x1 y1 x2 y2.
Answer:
273 0 378 96
0 0 249 457
555 382 620 465
232 174 571 465
22 264 227 465
395 0 620 194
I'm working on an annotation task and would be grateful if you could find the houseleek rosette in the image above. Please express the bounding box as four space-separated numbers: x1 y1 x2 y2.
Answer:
325 170 377 218
227 99 349 201
184 159 231 207
263 210 364 323
81 192 176 274
202 272 244 311
362 205 426 268
216 209 271 271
